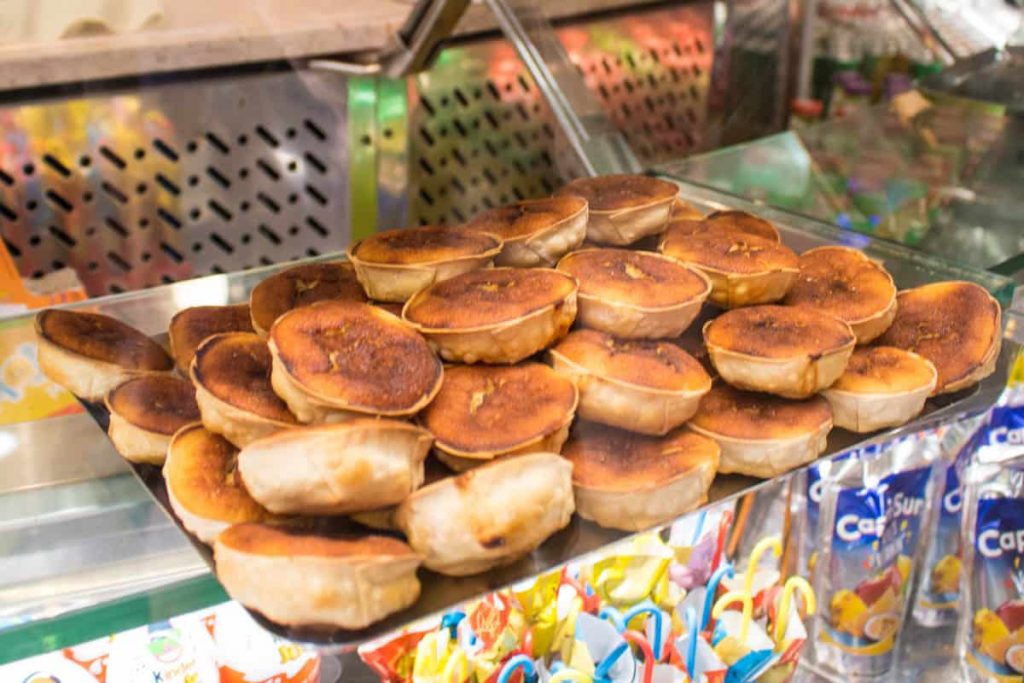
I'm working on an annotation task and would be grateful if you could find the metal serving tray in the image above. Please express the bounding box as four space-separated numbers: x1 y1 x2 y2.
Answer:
55 179 1016 650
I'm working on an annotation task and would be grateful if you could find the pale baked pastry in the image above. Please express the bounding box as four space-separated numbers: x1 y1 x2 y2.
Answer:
269 301 442 423
214 523 421 629
556 248 711 338
168 304 254 374
420 363 577 471
549 329 711 435
249 261 366 336
403 267 577 364
784 246 897 344
348 225 502 302
669 197 705 221
876 281 1002 395
239 419 432 515
562 422 719 531
556 174 678 245
190 332 298 448
703 305 856 398
105 375 199 465
395 452 574 575
163 424 274 543
688 383 833 478
463 196 588 267
822 346 937 432
35 309 173 401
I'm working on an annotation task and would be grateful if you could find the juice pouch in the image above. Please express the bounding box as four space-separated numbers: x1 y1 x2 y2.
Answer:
808 431 942 680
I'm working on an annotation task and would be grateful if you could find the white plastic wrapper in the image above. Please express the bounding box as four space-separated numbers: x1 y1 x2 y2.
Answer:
105 618 219 683
0 652 102 682
214 602 321 683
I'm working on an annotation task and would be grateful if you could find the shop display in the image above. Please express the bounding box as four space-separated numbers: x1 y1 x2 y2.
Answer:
167 304 254 374
248 261 366 337
104 375 199 464
556 174 678 246
348 226 504 302
463 196 589 267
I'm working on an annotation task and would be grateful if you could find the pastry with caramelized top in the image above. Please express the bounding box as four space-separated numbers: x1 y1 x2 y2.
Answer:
164 424 274 543
688 384 833 477
249 261 366 336
348 225 502 302
239 419 432 515
666 210 781 243
420 363 577 471
704 305 856 398
169 304 253 373
562 422 719 530
784 246 897 344
556 249 711 338
463 196 588 267
823 347 937 432
403 267 577 364
549 330 710 435
190 333 298 447
105 375 199 464
669 197 704 221
556 174 678 245
396 452 574 575
214 523 421 629
270 301 442 423
35 309 173 401
876 281 1001 395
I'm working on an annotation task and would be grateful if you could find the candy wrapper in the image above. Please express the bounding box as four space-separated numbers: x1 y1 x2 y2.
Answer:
105 618 219 683
667 505 734 592
710 591 779 681
360 626 433 682
564 612 642 682
0 652 103 682
411 627 470 683
63 636 112 682
587 535 680 612
214 602 320 683
721 538 783 618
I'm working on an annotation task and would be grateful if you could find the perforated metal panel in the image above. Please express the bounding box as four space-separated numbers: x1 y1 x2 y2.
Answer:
0 70 348 295
409 4 714 226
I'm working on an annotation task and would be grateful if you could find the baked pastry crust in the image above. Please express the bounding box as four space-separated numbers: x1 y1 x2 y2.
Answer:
105 375 199 465
462 196 588 267
249 261 366 336
665 210 781 242
556 174 678 245
169 304 253 374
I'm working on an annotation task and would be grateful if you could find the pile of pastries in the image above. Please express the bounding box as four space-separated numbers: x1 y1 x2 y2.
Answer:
35 173 1003 631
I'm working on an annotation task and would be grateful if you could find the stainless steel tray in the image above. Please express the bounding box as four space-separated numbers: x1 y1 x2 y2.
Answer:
59 179 1017 650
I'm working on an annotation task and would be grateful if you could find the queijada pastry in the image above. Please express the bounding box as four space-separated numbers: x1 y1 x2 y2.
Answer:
105 375 200 465
403 267 577 364
703 305 856 398
669 196 704 221
665 210 781 242
876 280 1001 395
395 452 574 576
35 309 173 401
269 300 442 423
556 248 711 339
238 419 432 515
350 458 449 531
556 174 678 245
783 246 897 344
419 362 577 471
462 196 588 267
248 261 366 336
214 523 421 629
688 383 832 478
822 346 937 432
347 225 502 302
168 303 253 374
190 332 298 448
549 329 711 435
163 423 274 544
561 422 719 531
659 227 798 308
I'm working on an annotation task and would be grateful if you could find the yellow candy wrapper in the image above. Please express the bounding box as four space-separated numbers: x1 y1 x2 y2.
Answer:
413 630 468 683
587 535 680 611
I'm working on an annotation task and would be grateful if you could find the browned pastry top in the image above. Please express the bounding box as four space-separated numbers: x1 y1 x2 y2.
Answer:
353 225 501 265
218 522 416 559
271 301 441 412
166 424 271 522
562 422 719 491
249 261 366 332
107 375 200 434
704 305 855 359
169 304 253 372
665 211 781 242
689 383 832 440
192 332 297 423
551 329 710 392
556 174 678 212
37 309 173 371
830 346 936 393
557 248 709 308
463 196 588 240
403 267 576 330
876 281 1000 390
784 246 896 323
421 363 576 455
660 230 797 275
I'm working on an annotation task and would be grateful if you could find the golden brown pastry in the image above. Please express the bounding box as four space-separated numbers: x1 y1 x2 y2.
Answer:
556 174 678 245
665 210 781 242
463 196 588 267
168 304 254 374
249 261 366 336
348 225 502 302
105 375 199 465
556 248 711 338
